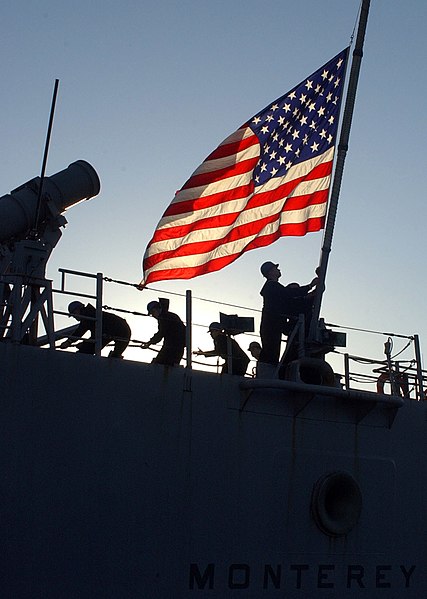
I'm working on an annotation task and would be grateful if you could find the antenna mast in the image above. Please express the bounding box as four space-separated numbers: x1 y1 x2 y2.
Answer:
33 78 60 234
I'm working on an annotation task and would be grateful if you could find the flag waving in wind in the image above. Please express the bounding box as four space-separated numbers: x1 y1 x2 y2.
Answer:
142 48 349 286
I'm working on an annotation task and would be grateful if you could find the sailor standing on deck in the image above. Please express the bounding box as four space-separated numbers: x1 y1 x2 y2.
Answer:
259 261 318 365
141 300 186 366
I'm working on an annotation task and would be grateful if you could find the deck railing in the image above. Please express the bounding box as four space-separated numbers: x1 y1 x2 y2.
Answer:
1 266 425 399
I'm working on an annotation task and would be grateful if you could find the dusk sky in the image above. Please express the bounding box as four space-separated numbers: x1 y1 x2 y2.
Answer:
1 0 426 386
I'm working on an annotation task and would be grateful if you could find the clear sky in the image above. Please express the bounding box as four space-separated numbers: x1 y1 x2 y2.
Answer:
1 0 426 387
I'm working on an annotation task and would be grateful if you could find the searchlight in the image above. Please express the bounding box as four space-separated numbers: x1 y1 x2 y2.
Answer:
0 160 100 243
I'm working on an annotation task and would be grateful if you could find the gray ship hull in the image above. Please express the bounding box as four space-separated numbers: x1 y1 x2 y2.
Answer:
0 343 425 598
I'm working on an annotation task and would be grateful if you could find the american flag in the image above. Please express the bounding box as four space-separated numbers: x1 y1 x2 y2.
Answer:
142 48 349 285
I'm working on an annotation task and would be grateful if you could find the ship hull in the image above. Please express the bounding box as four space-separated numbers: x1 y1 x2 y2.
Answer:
0 343 425 598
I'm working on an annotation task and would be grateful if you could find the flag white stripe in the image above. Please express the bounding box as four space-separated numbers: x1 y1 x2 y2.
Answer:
144 203 327 277
190 141 259 177
157 165 332 230
147 174 331 253
172 127 256 186
217 126 255 146
170 146 334 205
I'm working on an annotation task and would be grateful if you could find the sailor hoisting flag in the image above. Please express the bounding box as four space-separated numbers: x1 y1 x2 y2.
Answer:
142 48 349 286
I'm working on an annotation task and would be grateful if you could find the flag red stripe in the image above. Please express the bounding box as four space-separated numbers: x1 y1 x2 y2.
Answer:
205 130 258 162
163 182 255 218
161 158 332 221
144 189 329 270
149 161 331 244
144 217 325 283
180 156 259 190
149 186 328 247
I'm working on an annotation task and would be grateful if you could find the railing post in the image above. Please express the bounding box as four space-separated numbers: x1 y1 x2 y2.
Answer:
227 336 232 374
344 353 350 390
95 273 103 356
186 290 192 369
44 280 55 348
414 334 424 400
297 313 305 358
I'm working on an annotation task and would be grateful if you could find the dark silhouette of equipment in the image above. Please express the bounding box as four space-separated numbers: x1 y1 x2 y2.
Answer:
219 312 254 336
0 160 100 345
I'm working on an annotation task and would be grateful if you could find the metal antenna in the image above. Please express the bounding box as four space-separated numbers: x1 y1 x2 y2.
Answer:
33 78 60 235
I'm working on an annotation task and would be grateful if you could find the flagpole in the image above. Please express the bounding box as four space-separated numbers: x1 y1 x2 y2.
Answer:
308 0 371 342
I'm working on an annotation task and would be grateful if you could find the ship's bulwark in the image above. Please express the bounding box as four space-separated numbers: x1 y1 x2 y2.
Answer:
0 343 425 598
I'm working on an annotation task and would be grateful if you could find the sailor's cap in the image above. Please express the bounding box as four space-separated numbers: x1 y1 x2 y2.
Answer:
147 300 161 314
260 261 278 277
248 341 261 351
208 321 223 332
68 301 84 314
